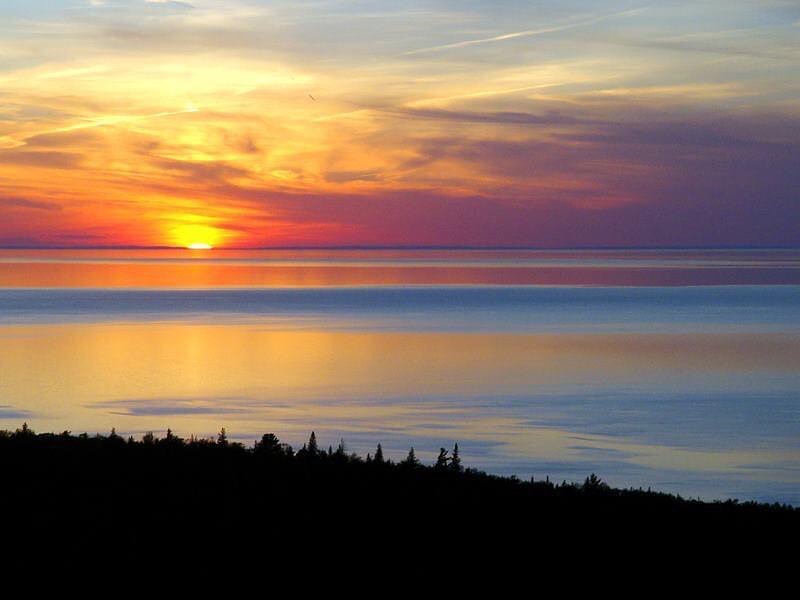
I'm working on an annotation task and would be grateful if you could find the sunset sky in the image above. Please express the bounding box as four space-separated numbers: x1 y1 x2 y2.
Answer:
1 0 798 248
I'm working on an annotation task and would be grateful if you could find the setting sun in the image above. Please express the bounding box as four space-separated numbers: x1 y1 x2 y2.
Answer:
169 221 230 249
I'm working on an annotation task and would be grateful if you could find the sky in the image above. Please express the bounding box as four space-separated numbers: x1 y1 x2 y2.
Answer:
0 0 798 248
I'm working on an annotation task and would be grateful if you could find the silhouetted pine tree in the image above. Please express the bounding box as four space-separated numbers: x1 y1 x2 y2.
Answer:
584 473 608 492
435 448 449 469
334 439 346 458
256 433 283 457
402 447 420 468
449 443 462 473
374 443 384 464
217 428 228 446
307 431 318 455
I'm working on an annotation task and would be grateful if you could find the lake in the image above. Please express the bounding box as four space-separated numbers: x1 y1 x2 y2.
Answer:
0 248 798 503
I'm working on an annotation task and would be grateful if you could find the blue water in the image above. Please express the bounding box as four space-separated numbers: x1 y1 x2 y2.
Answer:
1 285 798 333
0 249 798 504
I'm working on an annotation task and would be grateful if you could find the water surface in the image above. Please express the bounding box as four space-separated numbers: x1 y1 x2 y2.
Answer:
0 248 798 503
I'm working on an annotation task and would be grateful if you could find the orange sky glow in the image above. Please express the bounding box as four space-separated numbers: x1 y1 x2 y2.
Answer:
1 1 799 248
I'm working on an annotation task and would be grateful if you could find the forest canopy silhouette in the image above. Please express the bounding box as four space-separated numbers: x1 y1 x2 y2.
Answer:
1 424 797 566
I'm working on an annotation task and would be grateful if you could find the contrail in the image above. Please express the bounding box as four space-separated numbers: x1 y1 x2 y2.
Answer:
6 106 200 149
404 7 648 55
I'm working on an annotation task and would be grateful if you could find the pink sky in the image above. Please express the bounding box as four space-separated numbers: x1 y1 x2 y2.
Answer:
1 1 798 247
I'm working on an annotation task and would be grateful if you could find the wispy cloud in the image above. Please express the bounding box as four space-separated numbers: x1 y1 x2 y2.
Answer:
0 197 62 211
0 405 33 419
0 1 797 247
404 7 649 55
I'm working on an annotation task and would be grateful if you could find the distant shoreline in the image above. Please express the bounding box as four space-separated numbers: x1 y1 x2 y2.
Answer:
1 245 799 251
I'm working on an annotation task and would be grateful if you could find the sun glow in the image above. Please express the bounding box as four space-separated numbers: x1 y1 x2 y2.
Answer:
170 221 229 249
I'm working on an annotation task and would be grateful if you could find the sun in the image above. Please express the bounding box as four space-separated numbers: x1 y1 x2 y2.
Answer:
169 221 227 249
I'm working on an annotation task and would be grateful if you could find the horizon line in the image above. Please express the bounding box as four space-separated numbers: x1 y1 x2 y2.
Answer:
0 244 798 251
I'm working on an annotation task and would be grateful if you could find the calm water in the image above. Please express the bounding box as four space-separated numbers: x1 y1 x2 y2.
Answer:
1 248 799 503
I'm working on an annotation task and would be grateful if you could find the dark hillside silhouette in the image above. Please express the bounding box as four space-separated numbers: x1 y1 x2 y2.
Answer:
0 424 796 567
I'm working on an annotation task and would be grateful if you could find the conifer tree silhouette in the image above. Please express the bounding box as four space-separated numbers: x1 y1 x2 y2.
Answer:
335 439 346 457
435 448 449 469
402 447 420 468
307 431 318 455
449 443 462 473
256 433 282 455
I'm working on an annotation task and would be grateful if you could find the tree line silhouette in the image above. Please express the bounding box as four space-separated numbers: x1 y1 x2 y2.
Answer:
0 423 796 566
